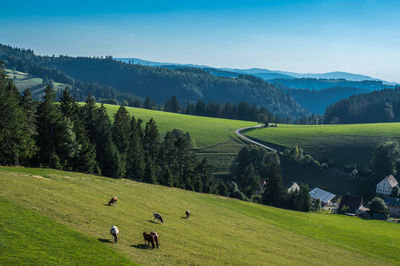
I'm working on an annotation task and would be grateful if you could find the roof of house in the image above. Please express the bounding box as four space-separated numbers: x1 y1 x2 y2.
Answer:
309 188 336 203
384 197 400 207
378 175 398 188
338 194 363 213
288 182 300 193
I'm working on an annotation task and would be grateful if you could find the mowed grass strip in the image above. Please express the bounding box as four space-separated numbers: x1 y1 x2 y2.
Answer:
0 167 399 265
101 104 256 149
0 197 134 265
244 123 400 148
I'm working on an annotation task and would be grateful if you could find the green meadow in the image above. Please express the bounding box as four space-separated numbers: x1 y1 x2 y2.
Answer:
1 167 399 265
0 197 133 265
244 123 400 169
5 68 68 97
100 104 256 174
102 104 256 149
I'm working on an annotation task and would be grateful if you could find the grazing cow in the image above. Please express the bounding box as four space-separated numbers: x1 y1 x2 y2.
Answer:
185 209 191 219
143 232 156 249
110 225 119 243
151 231 159 248
108 196 118 206
153 213 163 224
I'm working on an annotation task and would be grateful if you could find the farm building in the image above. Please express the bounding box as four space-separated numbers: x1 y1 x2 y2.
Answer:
384 198 400 218
287 182 300 193
376 175 398 197
309 187 335 205
338 194 364 214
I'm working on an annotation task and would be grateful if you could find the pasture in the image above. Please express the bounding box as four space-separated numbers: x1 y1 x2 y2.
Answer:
244 123 400 169
1 167 399 265
0 197 132 265
5 68 69 97
102 104 256 149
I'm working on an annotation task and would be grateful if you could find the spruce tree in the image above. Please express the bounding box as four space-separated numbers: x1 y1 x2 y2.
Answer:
36 85 63 166
0 67 35 165
20 88 37 136
126 116 145 180
262 163 284 207
94 104 125 178
112 105 131 155
144 158 156 184
144 118 160 161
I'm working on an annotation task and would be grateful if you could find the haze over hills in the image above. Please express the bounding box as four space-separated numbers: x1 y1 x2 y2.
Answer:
116 57 397 84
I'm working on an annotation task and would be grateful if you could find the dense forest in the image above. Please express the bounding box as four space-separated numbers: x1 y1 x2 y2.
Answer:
324 87 400 124
0 44 308 118
271 78 393 91
0 66 228 195
164 96 281 123
279 86 369 114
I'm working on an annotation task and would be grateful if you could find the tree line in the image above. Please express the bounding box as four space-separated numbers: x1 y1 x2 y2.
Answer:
324 87 400 124
164 96 281 123
0 66 227 194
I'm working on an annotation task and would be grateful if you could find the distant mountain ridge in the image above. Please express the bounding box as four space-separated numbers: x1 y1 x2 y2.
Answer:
116 57 396 84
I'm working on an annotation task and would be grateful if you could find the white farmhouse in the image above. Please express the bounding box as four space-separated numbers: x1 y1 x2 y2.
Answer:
376 175 398 197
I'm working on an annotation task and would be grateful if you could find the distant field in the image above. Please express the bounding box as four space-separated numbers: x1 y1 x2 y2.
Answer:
0 197 133 265
1 167 399 265
101 104 257 149
102 104 256 149
244 123 400 169
5 68 69 97
101 104 257 174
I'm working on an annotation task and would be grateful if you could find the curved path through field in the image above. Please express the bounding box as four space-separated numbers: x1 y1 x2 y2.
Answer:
235 125 277 152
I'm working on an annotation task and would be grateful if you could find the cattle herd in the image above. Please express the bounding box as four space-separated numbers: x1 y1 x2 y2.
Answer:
107 196 191 249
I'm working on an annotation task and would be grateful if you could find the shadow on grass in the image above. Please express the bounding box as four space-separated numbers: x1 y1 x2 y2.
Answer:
181 216 187 219
98 238 113 243
131 244 150 249
147 220 159 224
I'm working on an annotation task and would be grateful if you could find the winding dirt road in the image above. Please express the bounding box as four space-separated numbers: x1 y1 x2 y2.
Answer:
235 125 277 152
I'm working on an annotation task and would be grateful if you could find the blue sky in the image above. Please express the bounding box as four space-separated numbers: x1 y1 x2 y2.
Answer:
0 0 399 82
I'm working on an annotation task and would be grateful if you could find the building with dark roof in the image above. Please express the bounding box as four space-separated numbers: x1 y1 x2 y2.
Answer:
338 194 363 214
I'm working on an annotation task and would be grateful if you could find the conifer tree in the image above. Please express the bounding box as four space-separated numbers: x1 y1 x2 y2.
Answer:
93 104 125 178
126 116 145 180
0 67 35 165
112 105 131 155
36 85 63 166
20 88 37 136
144 118 160 161
144 158 156 184
262 163 284 207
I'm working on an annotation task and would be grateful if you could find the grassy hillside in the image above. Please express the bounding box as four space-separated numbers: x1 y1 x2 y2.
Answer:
244 123 400 170
1 167 400 265
0 197 133 265
5 68 68 98
101 104 256 173
103 104 256 149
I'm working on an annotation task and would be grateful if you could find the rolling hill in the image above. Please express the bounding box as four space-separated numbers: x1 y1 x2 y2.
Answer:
243 123 400 171
1 167 399 265
100 104 257 174
0 44 309 118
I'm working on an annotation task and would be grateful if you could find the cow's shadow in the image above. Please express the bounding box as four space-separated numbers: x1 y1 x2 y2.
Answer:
147 220 158 224
131 244 150 249
98 238 113 243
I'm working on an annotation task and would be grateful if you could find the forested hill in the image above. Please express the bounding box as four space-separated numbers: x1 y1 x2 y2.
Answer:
0 44 308 118
271 78 394 91
324 87 400 124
